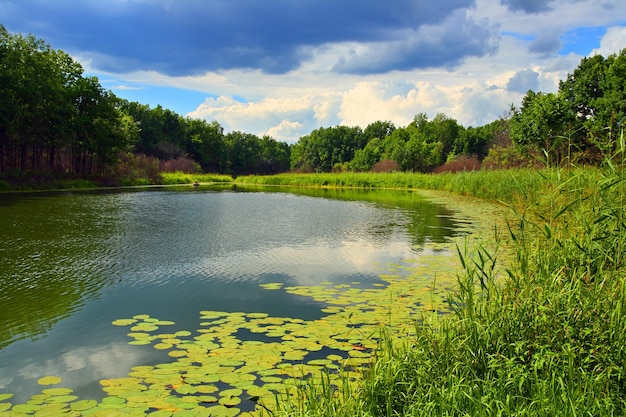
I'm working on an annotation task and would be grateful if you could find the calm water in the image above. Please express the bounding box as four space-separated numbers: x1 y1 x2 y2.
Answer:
0 186 468 403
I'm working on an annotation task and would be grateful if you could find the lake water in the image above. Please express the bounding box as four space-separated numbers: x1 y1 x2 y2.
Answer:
0 186 470 405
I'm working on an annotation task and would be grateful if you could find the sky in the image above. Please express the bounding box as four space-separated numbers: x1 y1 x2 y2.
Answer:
3 0 626 144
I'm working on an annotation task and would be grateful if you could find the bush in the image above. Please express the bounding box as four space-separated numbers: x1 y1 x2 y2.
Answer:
372 159 400 172
433 155 481 173
113 152 161 185
159 157 199 173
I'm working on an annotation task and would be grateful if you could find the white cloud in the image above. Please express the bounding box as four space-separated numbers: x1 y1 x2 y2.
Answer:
78 0 625 143
592 26 626 56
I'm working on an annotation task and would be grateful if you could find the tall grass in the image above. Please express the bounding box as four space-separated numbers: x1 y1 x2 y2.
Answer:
236 169 559 206
263 137 626 416
159 171 234 185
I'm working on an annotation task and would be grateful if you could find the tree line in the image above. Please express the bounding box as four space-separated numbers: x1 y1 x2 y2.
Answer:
0 26 289 181
2 25 624 183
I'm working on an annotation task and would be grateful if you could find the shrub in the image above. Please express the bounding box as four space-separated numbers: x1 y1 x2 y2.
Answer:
372 159 400 172
159 157 199 173
433 154 481 173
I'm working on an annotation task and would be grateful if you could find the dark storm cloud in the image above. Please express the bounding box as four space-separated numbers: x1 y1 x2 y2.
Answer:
528 32 562 56
332 11 499 74
500 0 557 13
3 0 494 75
506 69 540 93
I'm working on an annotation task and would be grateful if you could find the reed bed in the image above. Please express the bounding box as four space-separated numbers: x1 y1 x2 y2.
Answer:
159 172 234 185
251 144 626 416
236 169 558 206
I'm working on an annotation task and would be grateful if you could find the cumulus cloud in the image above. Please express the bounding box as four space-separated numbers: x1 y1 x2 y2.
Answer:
592 26 626 56
188 94 341 142
506 69 540 93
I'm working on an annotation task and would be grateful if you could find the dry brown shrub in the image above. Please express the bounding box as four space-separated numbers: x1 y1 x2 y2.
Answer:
372 159 400 172
433 155 481 173
159 157 199 173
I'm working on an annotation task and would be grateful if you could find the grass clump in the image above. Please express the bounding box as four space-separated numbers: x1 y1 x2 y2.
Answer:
159 171 234 185
266 137 626 416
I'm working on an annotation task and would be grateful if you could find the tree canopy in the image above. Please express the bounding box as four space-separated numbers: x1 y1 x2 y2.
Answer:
2 25 624 182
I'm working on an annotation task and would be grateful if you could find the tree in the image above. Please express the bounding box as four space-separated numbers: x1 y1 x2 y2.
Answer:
186 119 224 173
510 91 575 165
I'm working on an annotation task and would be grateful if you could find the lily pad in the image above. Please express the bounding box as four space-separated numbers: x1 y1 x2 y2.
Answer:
112 319 137 326
37 376 62 386
218 396 241 407
70 399 98 411
11 403 41 413
0 393 13 402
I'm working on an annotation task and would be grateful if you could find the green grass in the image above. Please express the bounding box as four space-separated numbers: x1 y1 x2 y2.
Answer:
159 171 234 185
236 169 560 206
250 154 626 415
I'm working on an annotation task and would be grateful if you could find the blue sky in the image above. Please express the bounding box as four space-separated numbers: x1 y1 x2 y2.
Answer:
3 0 625 143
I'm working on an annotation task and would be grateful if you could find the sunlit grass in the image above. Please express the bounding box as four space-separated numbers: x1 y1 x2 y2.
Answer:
265 140 626 416
236 169 568 207
160 171 234 185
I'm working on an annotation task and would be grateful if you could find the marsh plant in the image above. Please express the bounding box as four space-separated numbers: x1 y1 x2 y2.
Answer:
269 134 626 416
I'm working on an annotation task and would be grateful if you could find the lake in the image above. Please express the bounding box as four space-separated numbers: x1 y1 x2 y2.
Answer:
0 185 474 410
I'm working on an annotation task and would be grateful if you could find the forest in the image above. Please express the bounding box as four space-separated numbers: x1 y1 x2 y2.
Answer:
1 24 625 186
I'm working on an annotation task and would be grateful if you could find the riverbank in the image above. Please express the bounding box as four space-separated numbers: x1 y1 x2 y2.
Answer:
232 167 626 415
2 165 624 415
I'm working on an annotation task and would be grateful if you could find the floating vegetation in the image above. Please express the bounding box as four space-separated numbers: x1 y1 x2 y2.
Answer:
0 191 507 416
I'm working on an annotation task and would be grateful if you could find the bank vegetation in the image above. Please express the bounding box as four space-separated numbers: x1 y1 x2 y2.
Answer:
242 135 625 416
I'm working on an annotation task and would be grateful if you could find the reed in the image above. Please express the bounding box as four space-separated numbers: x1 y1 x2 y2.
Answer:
236 169 560 207
159 171 234 185
264 135 626 416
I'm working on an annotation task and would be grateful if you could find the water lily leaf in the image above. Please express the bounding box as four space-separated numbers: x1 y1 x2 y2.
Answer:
260 376 282 384
133 314 151 320
218 396 241 407
37 376 62 386
112 319 137 326
174 331 191 337
129 340 152 345
41 388 73 397
127 333 153 342
307 359 331 366
101 396 126 405
0 403 11 412
154 320 175 326
196 395 219 404
131 324 159 332
46 394 78 403
172 410 201 417
12 403 41 413
175 385 197 395
196 385 219 394
0 394 14 402
259 283 283 290
154 343 173 350
207 405 240 417
69 399 98 411
147 410 172 417
246 386 269 398
219 389 243 398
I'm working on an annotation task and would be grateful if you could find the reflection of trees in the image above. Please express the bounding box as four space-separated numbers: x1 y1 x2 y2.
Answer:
0 194 117 350
238 187 467 251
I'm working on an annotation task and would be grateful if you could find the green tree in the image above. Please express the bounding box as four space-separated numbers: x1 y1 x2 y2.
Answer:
349 137 383 171
510 91 575 165
186 119 224 173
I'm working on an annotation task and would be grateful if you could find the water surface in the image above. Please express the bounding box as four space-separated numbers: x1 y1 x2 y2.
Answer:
0 186 468 402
